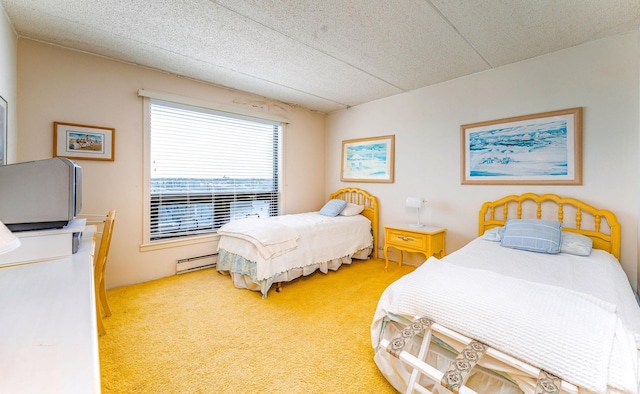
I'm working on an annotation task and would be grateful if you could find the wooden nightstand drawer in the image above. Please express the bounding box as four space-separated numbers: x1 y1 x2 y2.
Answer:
387 230 428 249
383 225 447 270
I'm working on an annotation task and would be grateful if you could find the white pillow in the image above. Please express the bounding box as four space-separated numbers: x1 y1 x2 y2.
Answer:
339 203 365 216
482 226 504 242
560 232 593 256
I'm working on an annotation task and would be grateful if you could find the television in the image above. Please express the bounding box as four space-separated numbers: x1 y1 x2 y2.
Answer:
0 158 82 231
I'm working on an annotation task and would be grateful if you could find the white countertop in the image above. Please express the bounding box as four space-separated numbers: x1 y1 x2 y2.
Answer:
0 226 100 393
0 219 87 267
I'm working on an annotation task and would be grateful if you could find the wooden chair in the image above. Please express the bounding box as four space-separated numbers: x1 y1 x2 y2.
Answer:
89 210 116 336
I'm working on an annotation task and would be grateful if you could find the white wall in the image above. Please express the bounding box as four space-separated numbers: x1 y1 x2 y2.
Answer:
327 32 640 290
0 5 17 163
16 39 326 289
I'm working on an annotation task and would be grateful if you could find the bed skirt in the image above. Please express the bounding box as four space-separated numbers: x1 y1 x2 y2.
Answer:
216 247 372 298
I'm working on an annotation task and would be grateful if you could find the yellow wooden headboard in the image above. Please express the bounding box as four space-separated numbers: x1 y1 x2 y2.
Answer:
478 193 621 259
329 188 379 254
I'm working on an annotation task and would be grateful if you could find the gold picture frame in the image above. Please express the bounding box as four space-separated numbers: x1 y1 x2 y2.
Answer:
54 122 115 161
461 108 582 185
341 135 395 183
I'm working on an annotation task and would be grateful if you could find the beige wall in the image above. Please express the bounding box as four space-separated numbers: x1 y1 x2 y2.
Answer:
16 39 326 289
6 27 640 292
327 32 640 290
0 6 17 164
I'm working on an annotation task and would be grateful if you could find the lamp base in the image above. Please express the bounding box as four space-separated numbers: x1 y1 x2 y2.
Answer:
408 223 424 228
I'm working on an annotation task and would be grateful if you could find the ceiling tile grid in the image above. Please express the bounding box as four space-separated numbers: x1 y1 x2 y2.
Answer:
2 0 639 113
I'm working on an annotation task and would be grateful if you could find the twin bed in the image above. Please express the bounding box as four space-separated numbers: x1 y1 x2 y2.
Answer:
214 189 640 393
372 193 640 394
215 188 378 298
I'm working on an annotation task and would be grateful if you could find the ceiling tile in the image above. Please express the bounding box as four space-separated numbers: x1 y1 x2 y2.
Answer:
2 0 639 113
431 0 640 67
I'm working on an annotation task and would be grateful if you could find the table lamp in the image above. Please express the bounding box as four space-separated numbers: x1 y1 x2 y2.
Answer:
405 197 425 228
0 220 20 255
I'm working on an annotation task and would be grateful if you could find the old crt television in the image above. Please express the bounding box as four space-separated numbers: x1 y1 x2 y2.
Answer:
0 158 82 231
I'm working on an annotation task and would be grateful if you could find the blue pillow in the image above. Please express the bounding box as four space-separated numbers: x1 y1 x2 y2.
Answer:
560 232 593 256
501 219 562 254
319 199 348 217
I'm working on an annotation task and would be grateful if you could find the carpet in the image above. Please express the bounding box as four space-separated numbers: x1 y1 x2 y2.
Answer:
98 258 414 393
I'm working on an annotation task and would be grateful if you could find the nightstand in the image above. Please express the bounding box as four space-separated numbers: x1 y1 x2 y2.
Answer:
384 225 446 270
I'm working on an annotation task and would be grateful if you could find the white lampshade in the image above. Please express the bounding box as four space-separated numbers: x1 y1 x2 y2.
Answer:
0 220 20 255
405 197 425 228
405 197 424 208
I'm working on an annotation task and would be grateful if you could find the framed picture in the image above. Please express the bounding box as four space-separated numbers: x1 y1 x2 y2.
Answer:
461 107 582 185
341 135 395 183
0 96 6 165
54 122 115 161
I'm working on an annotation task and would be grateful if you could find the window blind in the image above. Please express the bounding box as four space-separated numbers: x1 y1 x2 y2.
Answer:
149 98 281 241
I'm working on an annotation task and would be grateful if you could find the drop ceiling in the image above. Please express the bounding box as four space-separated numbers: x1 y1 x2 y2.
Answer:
2 0 639 113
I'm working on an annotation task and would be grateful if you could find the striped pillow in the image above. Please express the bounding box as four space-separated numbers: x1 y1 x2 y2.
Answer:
501 219 562 254
319 199 348 217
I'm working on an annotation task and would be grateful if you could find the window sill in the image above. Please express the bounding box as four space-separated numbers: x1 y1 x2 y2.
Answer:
139 233 219 252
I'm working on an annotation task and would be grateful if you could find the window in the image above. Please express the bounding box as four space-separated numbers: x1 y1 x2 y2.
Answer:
147 98 281 241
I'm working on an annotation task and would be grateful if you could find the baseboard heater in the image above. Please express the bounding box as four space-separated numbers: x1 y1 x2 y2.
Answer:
176 253 217 274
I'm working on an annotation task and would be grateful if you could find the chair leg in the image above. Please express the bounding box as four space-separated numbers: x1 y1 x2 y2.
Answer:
96 294 106 336
99 278 112 317
97 314 106 336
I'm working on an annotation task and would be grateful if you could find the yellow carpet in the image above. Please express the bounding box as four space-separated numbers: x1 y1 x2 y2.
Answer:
99 258 414 393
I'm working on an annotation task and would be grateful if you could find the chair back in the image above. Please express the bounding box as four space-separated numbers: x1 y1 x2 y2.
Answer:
94 209 116 287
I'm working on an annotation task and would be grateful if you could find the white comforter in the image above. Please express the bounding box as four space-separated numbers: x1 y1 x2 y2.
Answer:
372 238 640 394
217 212 372 280
217 217 299 260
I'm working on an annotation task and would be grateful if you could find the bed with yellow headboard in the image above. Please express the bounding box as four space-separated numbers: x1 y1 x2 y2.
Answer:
371 193 640 394
216 188 378 298
478 193 621 259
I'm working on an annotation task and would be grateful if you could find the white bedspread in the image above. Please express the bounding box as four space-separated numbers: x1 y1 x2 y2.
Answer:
217 218 299 259
372 238 640 394
217 212 372 281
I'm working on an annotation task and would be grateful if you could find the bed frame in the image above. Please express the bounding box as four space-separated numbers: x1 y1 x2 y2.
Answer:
381 318 579 394
478 193 621 259
329 187 379 255
380 193 623 394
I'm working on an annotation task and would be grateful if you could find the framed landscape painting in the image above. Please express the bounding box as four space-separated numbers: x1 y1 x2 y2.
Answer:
341 135 395 183
461 108 582 185
54 122 115 161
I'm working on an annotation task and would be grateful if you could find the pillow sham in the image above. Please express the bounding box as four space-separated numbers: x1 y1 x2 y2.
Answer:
482 226 504 242
319 199 348 217
339 203 365 216
500 219 562 254
560 232 593 256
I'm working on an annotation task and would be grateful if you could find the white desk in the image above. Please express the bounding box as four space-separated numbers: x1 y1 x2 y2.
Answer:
0 226 100 393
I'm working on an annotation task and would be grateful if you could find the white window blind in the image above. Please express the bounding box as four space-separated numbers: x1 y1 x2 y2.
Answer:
149 98 281 241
